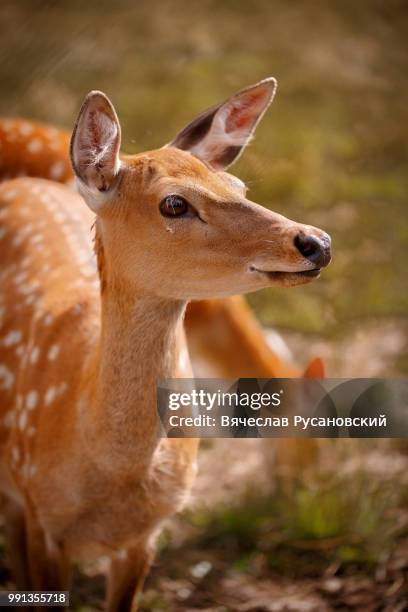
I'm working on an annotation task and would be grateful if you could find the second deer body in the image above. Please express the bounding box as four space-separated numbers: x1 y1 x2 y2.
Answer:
0 78 331 610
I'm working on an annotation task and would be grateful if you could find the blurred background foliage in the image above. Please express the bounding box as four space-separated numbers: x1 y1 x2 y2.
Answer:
0 1 407 610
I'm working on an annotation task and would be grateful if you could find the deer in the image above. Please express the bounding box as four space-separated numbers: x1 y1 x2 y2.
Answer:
0 78 331 610
0 110 326 381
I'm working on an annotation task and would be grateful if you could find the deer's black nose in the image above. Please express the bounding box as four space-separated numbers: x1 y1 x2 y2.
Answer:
294 232 331 267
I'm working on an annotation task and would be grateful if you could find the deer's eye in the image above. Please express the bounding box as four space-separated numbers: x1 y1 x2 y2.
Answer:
159 195 189 217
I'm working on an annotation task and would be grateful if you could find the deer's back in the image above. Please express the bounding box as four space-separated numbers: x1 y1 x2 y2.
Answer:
0 177 99 495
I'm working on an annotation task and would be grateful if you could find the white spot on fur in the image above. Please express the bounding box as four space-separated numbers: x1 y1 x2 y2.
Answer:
43 313 54 326
58 382 68 395
44 386 57 405
11 446 20 464
78 398 86 416
14 272 28 285
0 363 14 391
48 344 59 361
21 256 32 268
31 234 43 244
19 411 27 430
116 549 128 560
17 284 34 296
11 233 25 247
27 138 43 153
54 211 66 224
29 346 40 364
21 459 30 480
24 294 37 306
44 127 59 140
26 391 38 411
16 345 25 358
49 161 65 180
18 122 34 136
2 329 22 346
1 189 17 201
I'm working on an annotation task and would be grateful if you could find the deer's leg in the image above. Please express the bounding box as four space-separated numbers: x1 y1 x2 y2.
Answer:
3 497 30 590
185 297 299 378
25 511 71 599
106 541 154 612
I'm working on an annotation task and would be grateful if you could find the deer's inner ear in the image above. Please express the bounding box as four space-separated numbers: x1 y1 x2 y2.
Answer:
70 91 122 198
168 78 277 171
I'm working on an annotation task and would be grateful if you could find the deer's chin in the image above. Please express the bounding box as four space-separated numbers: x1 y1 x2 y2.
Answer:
251 267 321 287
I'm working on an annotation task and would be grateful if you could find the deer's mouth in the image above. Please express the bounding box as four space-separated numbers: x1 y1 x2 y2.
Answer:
250 266 321 283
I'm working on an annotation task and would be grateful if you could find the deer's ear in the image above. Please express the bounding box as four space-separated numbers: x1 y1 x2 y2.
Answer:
70 91 121 203
169 78 277 171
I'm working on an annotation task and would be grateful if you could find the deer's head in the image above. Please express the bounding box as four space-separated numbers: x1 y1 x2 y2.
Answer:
70 79 331 300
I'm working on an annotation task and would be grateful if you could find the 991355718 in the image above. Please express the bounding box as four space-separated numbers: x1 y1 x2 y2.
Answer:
0 592 69 607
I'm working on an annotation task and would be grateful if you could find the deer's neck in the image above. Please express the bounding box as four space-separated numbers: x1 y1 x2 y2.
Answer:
81 287 186 472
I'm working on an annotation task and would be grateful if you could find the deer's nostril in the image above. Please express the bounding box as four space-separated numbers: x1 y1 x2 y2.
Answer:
294 232 331 267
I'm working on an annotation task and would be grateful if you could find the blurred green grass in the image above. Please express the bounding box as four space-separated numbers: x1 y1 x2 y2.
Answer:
180 441 408 579
0 0 406 348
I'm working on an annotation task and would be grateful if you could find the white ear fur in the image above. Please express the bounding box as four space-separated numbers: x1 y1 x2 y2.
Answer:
169 78 277 170
70 91 121 211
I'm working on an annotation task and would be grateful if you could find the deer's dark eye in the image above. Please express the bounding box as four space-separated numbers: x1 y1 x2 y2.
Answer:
159 195 189 217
